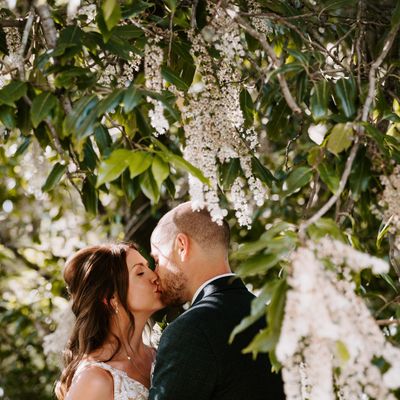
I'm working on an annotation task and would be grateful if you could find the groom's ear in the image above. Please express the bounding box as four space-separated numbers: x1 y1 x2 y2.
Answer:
175 233 189 262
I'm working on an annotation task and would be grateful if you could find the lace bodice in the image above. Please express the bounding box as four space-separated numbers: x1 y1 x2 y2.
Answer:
74 361 149 400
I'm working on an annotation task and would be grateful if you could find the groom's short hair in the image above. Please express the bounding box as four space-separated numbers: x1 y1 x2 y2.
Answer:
156 202 230 251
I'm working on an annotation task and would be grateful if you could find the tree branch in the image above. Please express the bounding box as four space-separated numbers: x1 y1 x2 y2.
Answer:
376 319 400 326
226 9 302 115
34 1 57 49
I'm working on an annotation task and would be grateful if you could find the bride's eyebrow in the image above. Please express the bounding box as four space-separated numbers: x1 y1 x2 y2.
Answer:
129 262 149 270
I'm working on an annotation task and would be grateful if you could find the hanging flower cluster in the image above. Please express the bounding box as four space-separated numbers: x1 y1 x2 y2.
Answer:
180 3 266 225
144 43 170 136
277 239 400 400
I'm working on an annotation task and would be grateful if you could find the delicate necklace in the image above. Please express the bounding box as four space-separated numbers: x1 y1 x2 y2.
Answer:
123 344 154 383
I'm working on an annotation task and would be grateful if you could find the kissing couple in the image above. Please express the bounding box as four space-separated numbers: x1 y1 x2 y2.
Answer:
56 202 285 400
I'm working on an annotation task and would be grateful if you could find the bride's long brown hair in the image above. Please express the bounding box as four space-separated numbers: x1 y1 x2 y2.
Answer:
55 243 137 399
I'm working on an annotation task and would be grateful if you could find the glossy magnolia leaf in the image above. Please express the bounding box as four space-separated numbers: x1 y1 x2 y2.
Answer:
30 92 58 128
127 151 152 179
0 81 27 107
64 95 99 139
161 66 189 91
102 0 121 31
139 169 160 204
123 86 142 113
284 166 313 195
42 162 67 192
236 253 280 277
326 123 353 155
334 77 356 118
318 161 340 194
310 80 329 121
96 149 132 187
151 156 169 188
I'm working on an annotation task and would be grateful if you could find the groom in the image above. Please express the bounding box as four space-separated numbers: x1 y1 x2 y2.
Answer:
149 202 285 399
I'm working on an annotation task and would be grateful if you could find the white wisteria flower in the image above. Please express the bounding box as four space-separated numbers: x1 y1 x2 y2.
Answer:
277 240 399 400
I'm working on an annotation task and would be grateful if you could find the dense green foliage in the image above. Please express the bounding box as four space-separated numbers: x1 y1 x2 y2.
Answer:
1 0 400 398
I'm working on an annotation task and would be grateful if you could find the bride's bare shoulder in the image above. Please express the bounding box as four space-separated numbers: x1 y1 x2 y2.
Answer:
66 365 113 400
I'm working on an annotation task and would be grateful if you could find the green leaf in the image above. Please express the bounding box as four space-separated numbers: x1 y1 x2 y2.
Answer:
0 106 16 129
243 280 287 356
334 78 356 118
102 0 121 31
307 218 346 241
96 89 124 116
14 136 31 158
65 95 99 140
230 281 276 343
349 150 371 200
318 161 339 194
152 139 209 185
251 156 275 186
151 156 169 188
0 81 27 107
139 170 160 203
94 125 112 154
42 163 67 192
326 123 353 155
82 177 98 214
284 166 313 195
126 151 152 179
30 92 58 128
96 149 131 187
336 340 350 364
161 66 189 91
123 86 142 113
236 253 281 277
310 80 329 121
234 222 295 259
220 158 240 189
240 89 254 125
380 273 399 293
391 0 400 27
376 216 393 250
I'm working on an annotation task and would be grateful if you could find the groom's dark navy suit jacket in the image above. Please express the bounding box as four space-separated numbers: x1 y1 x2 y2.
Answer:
149 276 285 399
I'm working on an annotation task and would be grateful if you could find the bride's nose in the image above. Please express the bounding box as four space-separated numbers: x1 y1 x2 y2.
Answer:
150 270 159 285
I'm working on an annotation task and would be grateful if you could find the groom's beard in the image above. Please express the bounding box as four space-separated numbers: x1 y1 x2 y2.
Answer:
159 269 188 306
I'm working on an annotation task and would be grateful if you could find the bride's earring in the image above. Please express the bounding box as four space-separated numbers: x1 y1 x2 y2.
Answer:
114 304 119 315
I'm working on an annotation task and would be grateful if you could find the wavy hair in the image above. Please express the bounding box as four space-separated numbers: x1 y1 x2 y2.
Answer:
55 242 137 399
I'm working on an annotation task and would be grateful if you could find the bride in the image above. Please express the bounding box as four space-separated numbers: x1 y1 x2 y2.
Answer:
55 242 164 400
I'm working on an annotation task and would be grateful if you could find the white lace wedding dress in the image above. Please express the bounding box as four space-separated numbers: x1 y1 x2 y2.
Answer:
73 360 149 400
